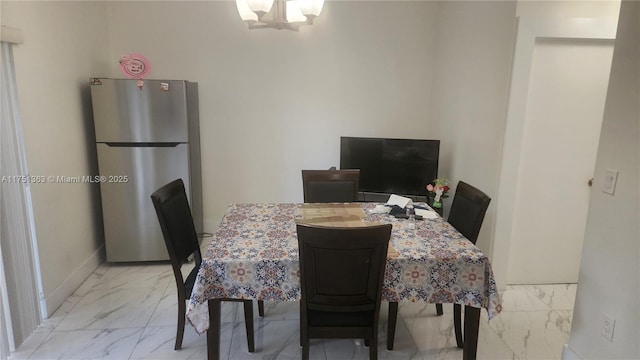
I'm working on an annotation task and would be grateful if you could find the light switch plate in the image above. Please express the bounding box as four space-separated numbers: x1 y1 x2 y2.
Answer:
602 169 618 195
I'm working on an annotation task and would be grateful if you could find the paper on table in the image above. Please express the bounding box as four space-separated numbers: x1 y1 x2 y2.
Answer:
370 204 391 214
415 208 439 219
386 194 412 209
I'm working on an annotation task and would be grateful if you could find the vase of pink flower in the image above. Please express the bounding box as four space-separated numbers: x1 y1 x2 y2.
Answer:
426 178 450 209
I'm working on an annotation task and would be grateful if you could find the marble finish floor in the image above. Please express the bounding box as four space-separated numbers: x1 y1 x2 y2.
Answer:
9 262 576 360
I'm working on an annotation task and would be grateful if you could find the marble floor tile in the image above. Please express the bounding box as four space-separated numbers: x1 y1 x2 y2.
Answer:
88 263 173 292
311 314 424 360
488 310 571 360
403 313 458 358
28 328 143 359
378 316 425 360
226 318 409 360
36 293 83 333
404 314 515 360
500 286 551 312
12 260 578 360
395 301 451 319
148 286 240 327
55 287 164 331
228 319 308 360
473 321 519 360
243 300 300 321
7 331 50 360
522 284 577 311
71 269 108 298
145 286 181 327
129 324 214 359
322 337 423 360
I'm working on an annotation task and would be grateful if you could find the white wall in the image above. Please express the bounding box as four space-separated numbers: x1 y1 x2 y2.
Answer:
565 1 639 358
104 1 440 230
516 0 621 18
1 1 110 315
426 0 517 256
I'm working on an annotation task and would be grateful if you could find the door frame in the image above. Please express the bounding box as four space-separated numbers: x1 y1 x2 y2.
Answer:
492 16 618 289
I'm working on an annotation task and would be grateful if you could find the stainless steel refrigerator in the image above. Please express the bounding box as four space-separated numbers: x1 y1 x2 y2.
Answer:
90 78 202 262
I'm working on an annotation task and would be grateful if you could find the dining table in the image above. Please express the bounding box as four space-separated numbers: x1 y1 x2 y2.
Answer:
186 202 502 360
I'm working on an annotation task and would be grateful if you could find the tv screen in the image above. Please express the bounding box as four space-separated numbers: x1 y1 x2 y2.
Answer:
340 137 440 196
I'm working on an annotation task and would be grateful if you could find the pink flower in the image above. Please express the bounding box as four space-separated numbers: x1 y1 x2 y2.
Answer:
426 184 434 191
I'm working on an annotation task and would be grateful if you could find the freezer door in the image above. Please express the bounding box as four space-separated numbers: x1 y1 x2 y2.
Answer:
97 143 191 262
91 79 189 143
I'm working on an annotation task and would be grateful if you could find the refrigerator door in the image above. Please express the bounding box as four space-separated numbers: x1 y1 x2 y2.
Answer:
97 143 191 262
91 79 189 143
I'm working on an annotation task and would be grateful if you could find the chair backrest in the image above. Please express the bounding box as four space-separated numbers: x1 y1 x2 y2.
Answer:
447 181 491 244
150 179 202 276
296 223 392 313
301 169 360 203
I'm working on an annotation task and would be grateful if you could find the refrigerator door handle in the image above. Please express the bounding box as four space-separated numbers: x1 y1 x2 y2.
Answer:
103 142 182 147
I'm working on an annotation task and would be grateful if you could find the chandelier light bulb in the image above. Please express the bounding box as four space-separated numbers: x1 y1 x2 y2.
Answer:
236 0 259 22
286 1 307 23
236 0 323 30
246 0 274 15
298 0 324 17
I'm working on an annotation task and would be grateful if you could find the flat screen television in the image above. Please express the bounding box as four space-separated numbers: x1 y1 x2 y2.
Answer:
340 136 440 196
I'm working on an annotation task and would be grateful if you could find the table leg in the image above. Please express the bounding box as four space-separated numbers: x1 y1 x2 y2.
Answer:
462 306 480 360
387 302 398 350
454 304 464 348
207 299 221 360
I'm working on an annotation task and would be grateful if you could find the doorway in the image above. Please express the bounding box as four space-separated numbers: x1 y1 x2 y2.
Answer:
492 17 618 287
507 38 614 284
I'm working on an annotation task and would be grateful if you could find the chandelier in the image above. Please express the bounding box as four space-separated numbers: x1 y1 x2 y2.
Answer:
236 0 325 31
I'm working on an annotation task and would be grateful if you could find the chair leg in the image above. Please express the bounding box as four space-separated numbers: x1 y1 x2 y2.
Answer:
258 300 265 317
387 302 398 350
436 303 443 316
242 300 255 352
364 338 370 347
369 336 378 360
175 298 186 350
301 338 310 360
454 304 464 348
300 303 305 347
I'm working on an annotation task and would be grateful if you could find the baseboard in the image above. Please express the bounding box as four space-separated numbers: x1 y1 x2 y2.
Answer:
562 344 583 360
42 245 105 318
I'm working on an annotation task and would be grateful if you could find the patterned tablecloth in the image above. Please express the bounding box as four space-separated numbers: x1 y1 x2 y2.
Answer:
187 203 502 333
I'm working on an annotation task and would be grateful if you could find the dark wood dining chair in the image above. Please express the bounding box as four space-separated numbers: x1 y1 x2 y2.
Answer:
387 180 491 350
301 169 360 203
151 179 263 351
297 223 392 360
